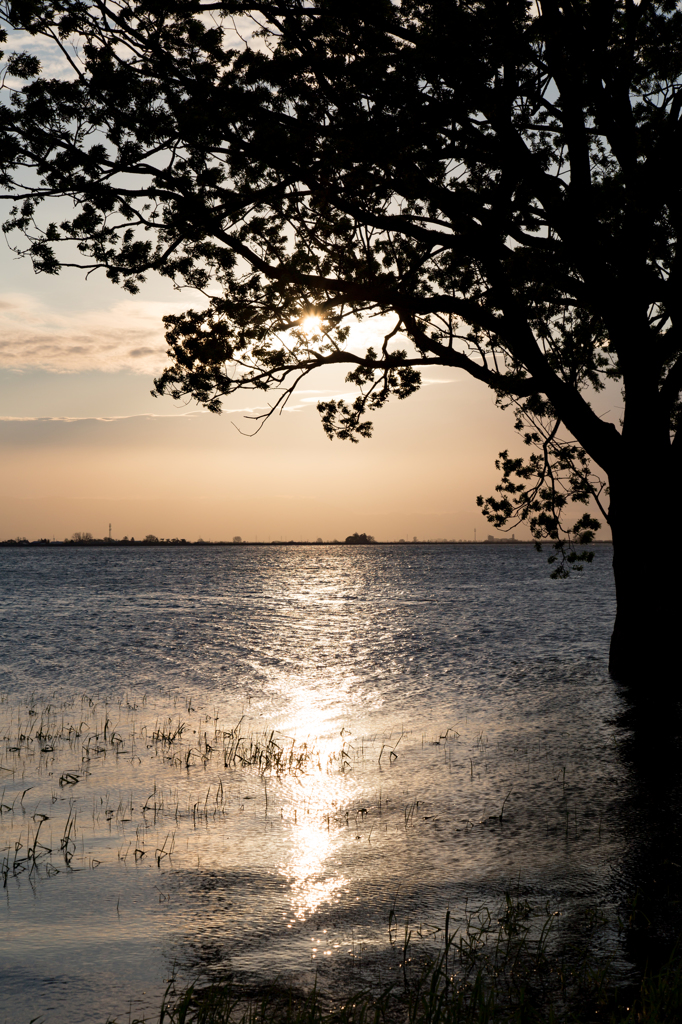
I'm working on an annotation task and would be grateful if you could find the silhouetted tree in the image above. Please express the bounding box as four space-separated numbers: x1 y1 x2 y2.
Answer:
1 0 681 682
345 533 376 544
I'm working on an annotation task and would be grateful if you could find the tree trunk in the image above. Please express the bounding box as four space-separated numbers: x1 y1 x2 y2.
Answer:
605 449 682 976
608 472 679 690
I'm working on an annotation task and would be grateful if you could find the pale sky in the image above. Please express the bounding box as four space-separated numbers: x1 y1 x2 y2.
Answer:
0 241 549 543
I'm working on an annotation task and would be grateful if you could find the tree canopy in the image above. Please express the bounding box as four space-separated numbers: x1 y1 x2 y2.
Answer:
1 0 681 677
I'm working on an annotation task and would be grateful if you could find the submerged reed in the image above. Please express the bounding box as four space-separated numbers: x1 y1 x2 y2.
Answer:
1 693 340 885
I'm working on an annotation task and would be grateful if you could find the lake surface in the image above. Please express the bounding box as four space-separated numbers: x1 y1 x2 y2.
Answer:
0 544 629 1023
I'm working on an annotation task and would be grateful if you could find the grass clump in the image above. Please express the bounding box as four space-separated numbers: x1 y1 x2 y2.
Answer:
110 896 682 1024
112 950 682 1024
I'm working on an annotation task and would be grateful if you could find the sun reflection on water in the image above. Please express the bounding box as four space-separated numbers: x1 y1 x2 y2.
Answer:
266 655 372 921
285 812 348 920
278 723 360 920
261 560 387 920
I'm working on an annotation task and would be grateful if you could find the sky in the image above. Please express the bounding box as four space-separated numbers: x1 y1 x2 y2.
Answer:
0 23 616 546
0 239 550 543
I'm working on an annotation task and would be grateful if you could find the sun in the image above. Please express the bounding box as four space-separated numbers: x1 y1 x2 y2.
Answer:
300 315 324 336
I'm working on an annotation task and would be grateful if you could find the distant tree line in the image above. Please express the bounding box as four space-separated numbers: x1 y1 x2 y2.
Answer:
1 535 613 547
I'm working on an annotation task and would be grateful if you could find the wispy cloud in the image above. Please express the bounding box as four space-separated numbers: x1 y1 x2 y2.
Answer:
0 292 463 383
292 378 459 406
3 29 79 81
0 293 190 373
5 16 262 83
0 413 197 423
0 404 270 423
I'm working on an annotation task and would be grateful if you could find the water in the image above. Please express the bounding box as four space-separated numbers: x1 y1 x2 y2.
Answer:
0 544 629 1023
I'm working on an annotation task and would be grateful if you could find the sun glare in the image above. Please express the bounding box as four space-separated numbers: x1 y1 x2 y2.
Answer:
300 315 323 336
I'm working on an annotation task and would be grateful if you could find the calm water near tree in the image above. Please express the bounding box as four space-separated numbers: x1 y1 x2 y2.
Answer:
0 544 636 1024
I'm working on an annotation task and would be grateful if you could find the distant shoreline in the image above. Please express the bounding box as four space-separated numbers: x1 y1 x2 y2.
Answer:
0 538 614 547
